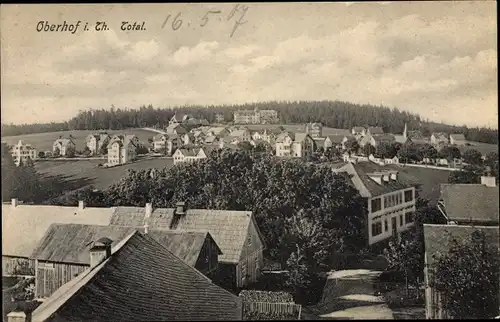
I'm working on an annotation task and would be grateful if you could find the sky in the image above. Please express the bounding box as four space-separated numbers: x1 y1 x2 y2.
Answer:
1 2 497 128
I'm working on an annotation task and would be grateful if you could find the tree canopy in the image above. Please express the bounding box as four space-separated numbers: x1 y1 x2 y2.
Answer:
430 230 500 319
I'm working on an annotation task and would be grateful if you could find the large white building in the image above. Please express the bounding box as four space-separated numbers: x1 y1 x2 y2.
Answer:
10 140 37 166
233 108 279 124
107 135 137 165
334 161 418 246
52 137 76 157
85 133 111 155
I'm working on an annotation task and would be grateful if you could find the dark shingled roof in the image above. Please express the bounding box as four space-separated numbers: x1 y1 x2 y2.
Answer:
440 184 499 224
340 161 420 197
368 127 384 135
108 207 265 264
31 231 242 321
31 224 220 267
423 224 499 267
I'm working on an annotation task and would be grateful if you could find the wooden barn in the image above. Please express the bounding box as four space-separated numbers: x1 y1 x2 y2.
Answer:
30 223 222 299
109 202 267 289
1 199 113 277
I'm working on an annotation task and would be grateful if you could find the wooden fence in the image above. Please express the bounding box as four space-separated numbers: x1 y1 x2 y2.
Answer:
243 301 302 319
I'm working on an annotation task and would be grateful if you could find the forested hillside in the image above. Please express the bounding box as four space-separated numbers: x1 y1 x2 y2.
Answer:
2 101 497 144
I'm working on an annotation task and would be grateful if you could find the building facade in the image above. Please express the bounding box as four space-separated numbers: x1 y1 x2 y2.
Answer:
52 138 76 157
275 132 315 158
107 135 137 165
304 123 323 138
10 140 38 166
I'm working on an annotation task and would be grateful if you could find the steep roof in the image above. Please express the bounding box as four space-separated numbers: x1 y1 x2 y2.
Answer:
314 138 325 149
338 162 420 198
229 129 248 137
2 204 114 258
450 133 466 141
423 224 499 267
166 123 188 134
276 132 295 143
108 206 263 264
372 134 396 142
352 126 366 132
431 132 448 139
368 127 384 135
53 138 75 146
31 231 242 322
31 224 221 267
440 184 499 224
294 132 310 143
326 135 347 144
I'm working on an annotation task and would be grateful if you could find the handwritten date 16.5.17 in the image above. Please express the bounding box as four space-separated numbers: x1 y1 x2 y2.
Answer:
161 4 249 38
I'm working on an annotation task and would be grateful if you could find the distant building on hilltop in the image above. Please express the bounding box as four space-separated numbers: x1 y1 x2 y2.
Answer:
304 122 323 138
10 140 38 166
233 108 278 124
431 132 449 145
449 133 467 146
215 113 225 123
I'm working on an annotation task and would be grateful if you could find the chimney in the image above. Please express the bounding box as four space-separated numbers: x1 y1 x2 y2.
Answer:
170 201 187 230
78 200 86 210
89 237 113 268
145 203 153 218
390 172 398 181
7 310 27 322
481 176 496 187
11 198 18 207
176 201 186 214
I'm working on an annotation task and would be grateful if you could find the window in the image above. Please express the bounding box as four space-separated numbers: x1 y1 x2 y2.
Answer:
247 234 252 246
400 214 404 226
384 219 388 232
405 212 414 224
404 190 414 202
371 198 382 212
371 221 383 236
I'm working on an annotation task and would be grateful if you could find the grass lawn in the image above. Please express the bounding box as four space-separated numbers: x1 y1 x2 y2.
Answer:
2 128 156 152
34 157 174 191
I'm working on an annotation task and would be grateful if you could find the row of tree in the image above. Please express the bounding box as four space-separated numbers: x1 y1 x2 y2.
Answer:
2 101 497 144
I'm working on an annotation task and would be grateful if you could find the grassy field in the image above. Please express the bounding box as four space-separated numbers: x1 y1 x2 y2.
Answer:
2 128 156 152
35 157 174 190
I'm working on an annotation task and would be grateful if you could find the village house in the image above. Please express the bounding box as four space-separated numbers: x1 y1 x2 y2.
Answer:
30 223 222 299
227 129 251 144
259 128 280 143
85 132 111 155
366 126 384 136
304 122 323 138
52 137 76 157
351 126 366 137
165 123 188 135
169 113 193 126
359 134 396 148
107 135 137 165
10 140 38 166
173 147 211 164
275 132 315 158
430 132 449 145
28 231 242 322
437 176 499 226
423 224 499 319
324 135 351 151
1 200 114 277
153 133 180 156
449 133 467 146
182 133 196 146
251 130 263 141
108 202 266 289
334 161 419 247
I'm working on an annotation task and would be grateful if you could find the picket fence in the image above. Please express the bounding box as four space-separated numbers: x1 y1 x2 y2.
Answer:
243 301 302 319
